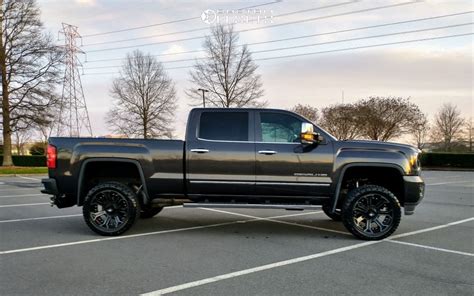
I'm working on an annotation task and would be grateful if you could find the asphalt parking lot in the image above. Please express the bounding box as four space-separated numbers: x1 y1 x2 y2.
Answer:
0 171 472 296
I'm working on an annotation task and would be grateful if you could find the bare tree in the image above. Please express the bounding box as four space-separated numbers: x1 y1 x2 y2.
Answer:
431 103 465 151
356 97 422 141
186 25 265 108
410 112 430 150
13 128 32 155
1 0 62 166
290 104 319 122
319 104 362 140
465 117 473 152
106 50 176 139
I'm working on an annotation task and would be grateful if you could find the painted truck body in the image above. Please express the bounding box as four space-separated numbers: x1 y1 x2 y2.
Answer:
42 108 425 240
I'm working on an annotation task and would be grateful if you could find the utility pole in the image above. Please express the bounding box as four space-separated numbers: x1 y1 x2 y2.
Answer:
56 23 93 137
198 88 209 108
342 90 344 104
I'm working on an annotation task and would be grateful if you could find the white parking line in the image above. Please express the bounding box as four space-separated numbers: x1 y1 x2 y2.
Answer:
0 214 82 223
0 193 44 198
426 181 473 186
0 206 181 222
202 208 349 236
16 175 42 181
0 210 320 255
140 217 474 296
387 240 474 257
0 202 50 208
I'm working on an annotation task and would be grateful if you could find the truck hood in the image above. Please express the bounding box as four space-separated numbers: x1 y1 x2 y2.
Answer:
334 139 420 156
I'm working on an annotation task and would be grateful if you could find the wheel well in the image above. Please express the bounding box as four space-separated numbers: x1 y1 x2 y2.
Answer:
78 161 145 205
339 166 405 206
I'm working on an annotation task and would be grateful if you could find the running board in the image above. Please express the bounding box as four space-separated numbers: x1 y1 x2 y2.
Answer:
182 203 322 210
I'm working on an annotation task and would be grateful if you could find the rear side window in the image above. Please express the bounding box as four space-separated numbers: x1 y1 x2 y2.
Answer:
199 112 249 141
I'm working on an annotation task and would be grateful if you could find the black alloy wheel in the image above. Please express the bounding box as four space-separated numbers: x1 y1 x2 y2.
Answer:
83 182 140 236
342 185 401 240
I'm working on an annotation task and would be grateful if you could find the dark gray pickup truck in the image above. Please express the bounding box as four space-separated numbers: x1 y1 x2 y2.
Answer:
42 108 424 240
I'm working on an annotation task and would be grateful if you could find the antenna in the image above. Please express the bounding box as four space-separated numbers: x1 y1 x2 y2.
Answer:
55 23 93 137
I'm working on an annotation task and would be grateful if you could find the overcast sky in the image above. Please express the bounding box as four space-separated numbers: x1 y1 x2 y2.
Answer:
37 0 473 139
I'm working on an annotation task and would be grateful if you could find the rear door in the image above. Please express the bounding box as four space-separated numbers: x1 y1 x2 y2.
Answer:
255 110 334 197
186 110 256 197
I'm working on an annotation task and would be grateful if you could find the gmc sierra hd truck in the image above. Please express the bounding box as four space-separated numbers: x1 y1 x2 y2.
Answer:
41 108 424 240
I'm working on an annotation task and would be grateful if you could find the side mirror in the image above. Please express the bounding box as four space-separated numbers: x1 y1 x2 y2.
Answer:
300 122 322 144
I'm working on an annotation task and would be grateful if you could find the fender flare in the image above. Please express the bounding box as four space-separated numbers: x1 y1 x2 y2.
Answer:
331 163 405 212
77 158 150 206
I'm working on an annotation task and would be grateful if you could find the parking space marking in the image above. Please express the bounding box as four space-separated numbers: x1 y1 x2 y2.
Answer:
0 211 318 255
201 208 350 235
0 193 44 198
426 181 473 186
0 202 50 208
0 205 182 223
387 240 474 257
140 217 474 296
16 175 42 181
0 214 82 223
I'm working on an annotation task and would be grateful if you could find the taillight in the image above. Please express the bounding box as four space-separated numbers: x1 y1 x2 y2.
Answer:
47 145 57 169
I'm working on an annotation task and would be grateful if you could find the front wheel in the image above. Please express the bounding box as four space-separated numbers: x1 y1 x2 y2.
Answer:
83 182 140 236
342 185 401 240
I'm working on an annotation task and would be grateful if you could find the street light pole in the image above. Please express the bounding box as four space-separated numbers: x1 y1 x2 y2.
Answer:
198 88 209 108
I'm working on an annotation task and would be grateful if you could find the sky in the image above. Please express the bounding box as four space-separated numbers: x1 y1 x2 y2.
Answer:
37 0 473 140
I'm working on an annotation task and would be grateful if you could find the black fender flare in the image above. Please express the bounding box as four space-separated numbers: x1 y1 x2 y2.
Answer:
330 163 405 213
77 158 150 206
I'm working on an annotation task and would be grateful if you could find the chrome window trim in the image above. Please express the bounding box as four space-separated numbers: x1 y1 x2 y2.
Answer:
189 180 331 186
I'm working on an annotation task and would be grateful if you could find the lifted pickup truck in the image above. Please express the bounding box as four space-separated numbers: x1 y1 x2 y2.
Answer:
42 108 424 240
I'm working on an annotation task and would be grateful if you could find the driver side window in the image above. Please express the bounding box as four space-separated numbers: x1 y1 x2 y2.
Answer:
260 112 303 143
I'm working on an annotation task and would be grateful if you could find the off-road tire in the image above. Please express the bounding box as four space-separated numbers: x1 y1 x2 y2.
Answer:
83 182 140 236
342 185 401 240
140 207 163 219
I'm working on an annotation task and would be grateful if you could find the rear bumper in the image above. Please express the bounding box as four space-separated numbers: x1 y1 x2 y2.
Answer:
41 178 59 195
403 176 425 215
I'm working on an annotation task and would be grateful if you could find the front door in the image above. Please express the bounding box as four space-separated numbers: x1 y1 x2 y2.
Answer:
255 111 334 197
186 110 256 197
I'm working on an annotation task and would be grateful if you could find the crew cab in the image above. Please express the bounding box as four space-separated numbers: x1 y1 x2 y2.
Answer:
42 108 425 240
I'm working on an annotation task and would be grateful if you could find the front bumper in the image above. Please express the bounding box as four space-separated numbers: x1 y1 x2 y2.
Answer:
41 178 59 195
403 176 425 215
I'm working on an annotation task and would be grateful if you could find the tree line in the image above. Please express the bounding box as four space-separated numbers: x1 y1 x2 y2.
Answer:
1 0 471 166
290 102 470 152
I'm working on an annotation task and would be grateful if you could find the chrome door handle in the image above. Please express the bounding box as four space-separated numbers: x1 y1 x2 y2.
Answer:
190 149 209 153
258 150 277 155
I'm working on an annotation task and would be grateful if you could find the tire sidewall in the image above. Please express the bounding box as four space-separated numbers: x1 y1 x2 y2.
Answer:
342 185 401 240
83 182 140 236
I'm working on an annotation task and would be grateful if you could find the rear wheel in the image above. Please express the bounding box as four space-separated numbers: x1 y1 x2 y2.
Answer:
83 182 140 236
140 207 163 219
322 204 342 221
342 185 401 240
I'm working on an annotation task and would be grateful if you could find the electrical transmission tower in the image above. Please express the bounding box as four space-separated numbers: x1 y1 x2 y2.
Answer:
56 23 93 137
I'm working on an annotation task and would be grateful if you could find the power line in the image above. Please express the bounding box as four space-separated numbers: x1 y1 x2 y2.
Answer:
83 23 473 70
82 1 358 47
84 11 473 64
82 32 473 75
254 32 473 61
84 1 420 53
81 0 281 37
